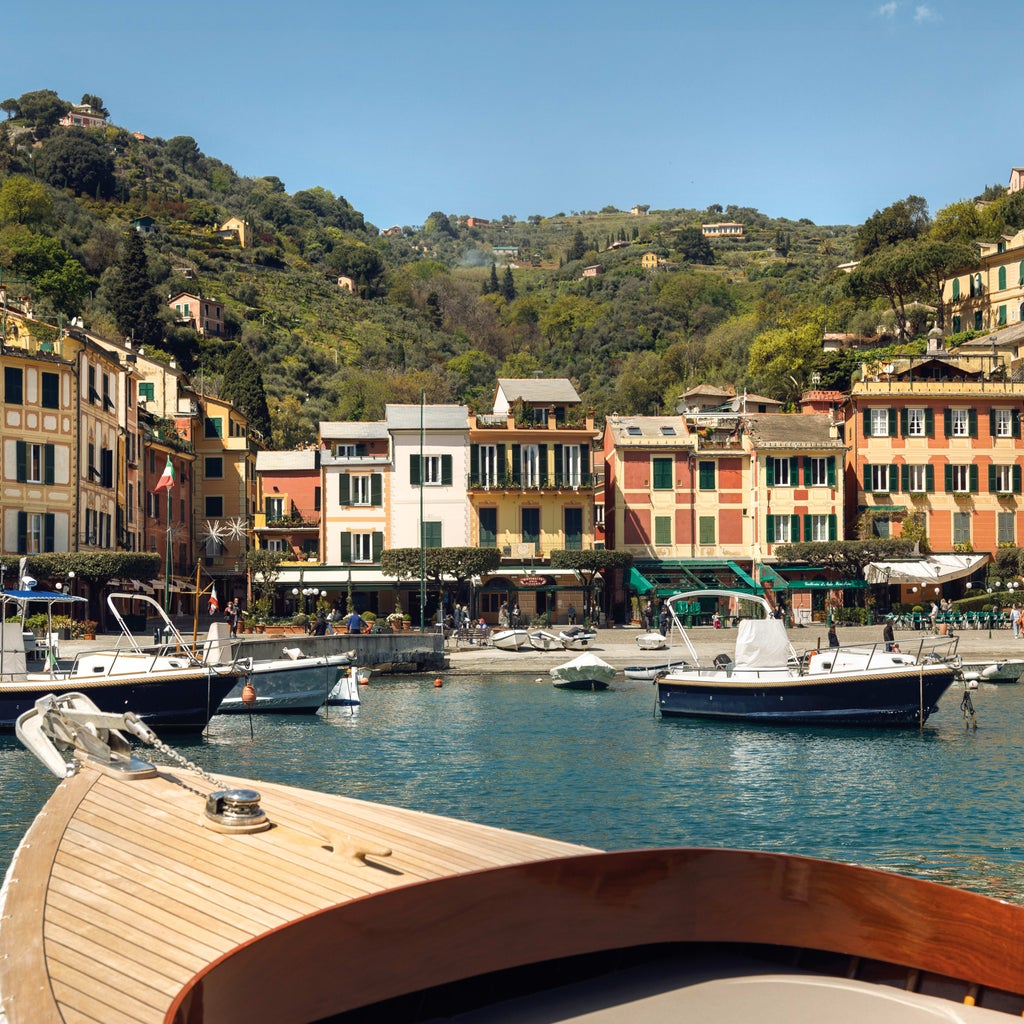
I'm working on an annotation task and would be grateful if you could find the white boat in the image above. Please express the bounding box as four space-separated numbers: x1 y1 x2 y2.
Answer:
656 589 960 726
528 629 562 651
635 631 668 650
491 628 530 651
960 660 1024 684
550 651 616 690
8 691 1024 1023
558 626 598 650
623 660 691 681
325 664 368 706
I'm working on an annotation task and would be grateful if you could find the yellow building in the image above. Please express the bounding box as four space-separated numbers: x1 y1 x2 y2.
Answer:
943 228 1024 334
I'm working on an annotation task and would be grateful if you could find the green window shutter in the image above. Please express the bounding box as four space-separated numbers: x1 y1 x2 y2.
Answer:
654 515 671 545
828 514 837 541
479 508 497 546
1014 410 1022 439
827 457 836 487
791 514 800 541
863 464 872 492
924 409 934 437
990 410 997 437
580 445 590 482
43 444 55 485
139 381 155 401
899 409 908 437
371 473 382 506
789 456 799 484
697 516 715 545
338 473 350 505
511 444 521 486
803 514 811 541
952 278 960 300
889 465 898 492
944 464 952 492
410 454 421 486
470 444 479 484
766 515 775 544
925 464 935 492
441 454 452 486
953 316 961 334
901 464 909 491
999 266 1007 290
17 511 26 551
372 532 383 561
652 458 672 489
988 465 997 492
15 441 26 483
943 409 952 437
355 443 367 457
968 409 978 438
970 464 979 493
341 533 352 562
44 513 55 552
888 409 897 437
1015 465 1022 494
698 461 715 490
862 409 870 438
766 458 775 488
497 444 507 485
552 444 563 485
539 447 548 487
801 456 810 484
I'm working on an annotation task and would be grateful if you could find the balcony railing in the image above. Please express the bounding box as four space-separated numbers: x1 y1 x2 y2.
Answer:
468 472 595 491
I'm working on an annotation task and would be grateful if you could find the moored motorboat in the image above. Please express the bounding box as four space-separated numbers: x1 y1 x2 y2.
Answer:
960 660 1024 684
6 691 1024 1023
623 660 691 681
550 651 616 690
635 631 668 650
0 590 244 731
491 627 530 651
324 663 366 707
559 626 598 650
217 646 354 714
655 589 961 726
528 629 562 651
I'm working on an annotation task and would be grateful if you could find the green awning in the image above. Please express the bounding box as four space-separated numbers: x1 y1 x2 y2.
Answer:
628 567 655 594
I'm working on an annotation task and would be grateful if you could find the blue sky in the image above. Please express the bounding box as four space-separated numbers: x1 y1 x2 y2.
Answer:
6 1 1020 230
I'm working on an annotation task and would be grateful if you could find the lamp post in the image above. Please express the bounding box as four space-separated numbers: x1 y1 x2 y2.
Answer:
291 587 299 616
987 586 995 638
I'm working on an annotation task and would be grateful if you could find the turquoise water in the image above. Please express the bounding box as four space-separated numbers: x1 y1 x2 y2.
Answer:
2 674 1024 902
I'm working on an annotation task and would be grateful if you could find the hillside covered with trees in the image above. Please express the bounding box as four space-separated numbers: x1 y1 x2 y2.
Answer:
2 88 1022 445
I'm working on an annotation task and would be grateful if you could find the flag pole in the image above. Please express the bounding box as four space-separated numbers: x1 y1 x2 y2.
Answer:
164 486 171 615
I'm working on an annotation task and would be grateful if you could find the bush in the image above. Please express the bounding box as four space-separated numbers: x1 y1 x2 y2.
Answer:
292 612 310 629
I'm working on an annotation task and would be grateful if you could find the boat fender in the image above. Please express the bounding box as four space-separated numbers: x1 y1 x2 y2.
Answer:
241 681 257 706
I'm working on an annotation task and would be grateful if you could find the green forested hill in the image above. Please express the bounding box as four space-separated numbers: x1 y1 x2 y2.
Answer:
2 88 1021 445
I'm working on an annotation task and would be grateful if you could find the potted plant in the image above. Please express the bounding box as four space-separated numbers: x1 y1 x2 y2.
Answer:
76 620 98 640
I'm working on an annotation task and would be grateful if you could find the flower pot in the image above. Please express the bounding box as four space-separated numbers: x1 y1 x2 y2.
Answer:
83 633 95 641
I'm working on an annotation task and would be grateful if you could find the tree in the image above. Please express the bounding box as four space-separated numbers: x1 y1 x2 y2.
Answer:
269 393 316 449
501 265 516 302
550 549 633 625
165 135 201 172
567 229 587 261
674 227 715 265
34 128 115 198
0 99 18 120
848 241 931 342
911 238 974 330
380 547 502 623
746 318 823 403
106 230 163 345
0 175 53 227
79 94 109 118
15 89 69 128
424 211 456 237
773 539 916 580
221 344 271 439
246 548 286 619
855 195 930 257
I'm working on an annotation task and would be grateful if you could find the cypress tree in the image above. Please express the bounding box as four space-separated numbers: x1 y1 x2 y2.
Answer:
107 230 163 344
489 262 499 294
221 344 271 439
501 265 516 302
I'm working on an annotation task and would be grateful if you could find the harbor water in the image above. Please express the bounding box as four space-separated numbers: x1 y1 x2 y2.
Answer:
2 671 1024 903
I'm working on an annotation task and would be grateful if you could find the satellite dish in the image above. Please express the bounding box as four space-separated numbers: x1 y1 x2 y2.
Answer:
883 363 895 374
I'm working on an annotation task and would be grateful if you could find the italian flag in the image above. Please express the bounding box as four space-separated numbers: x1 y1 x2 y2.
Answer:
154 455 175 493
208 584 219 615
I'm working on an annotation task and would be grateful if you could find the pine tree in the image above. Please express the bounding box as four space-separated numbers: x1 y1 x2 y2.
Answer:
107 230 163 344
568 229 587 261
501 265 516 302
489 262 499 294
221 344 271 439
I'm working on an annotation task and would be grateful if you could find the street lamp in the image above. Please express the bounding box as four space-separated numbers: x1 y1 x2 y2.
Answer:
987 586 995 638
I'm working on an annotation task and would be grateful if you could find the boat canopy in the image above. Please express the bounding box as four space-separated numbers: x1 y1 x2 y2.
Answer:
1 589 87 603
862 554 988 586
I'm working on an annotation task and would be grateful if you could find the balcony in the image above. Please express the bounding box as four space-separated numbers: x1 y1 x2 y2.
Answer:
468 473 595 492
253 512 320 531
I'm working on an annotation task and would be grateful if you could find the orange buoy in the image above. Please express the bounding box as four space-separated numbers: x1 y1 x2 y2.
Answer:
241 681 257 706
434 677 443 688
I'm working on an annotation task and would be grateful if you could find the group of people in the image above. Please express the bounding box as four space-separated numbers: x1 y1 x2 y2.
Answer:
496 601 522 629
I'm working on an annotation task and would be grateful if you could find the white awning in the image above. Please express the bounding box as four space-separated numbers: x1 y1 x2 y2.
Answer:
863 554 989 585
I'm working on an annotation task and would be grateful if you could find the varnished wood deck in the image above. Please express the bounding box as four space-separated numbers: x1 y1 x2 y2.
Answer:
0 762 591 1024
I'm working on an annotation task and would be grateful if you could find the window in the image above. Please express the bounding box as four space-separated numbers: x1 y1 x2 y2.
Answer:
998 511 1015 546
953 315 962 333
265 496 284 518
806 457 834 487
999 266 1007 290
993 408 1018 438
205 536 225 557
999 304 1007 326
990 464 1021 495
4 366 23 404
565 507 583 549
946 465 974 493
410 453 452 486
87 365 99 405
421 521 442 547
479 444 500 487
25 513 44 553
770 457 793 486
522 508 540 545
594 503 605 527
139 381 155 402
16 441 54 484
698 516 715 546
866 464 895 492
352 475 373 505
205 496 224 517
905 408 927 437
652 457 673 490
334 444 358 458
41 372 59 409
205 456 223 478
948 408 973 438
560 445 583 487
102 373 114 411
520 445 541 487
654 515 672 546
952 278 960 300
904 464 932 493
25 443 43 483
807 515 832 542
768 515 793 543
350 533 374 561
479 508 497 547
868 407 893 437
339 472 382 506
952 512 971 546
698 461 716 490
974 311 983 330
204 417 223 438
266 538 286 552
